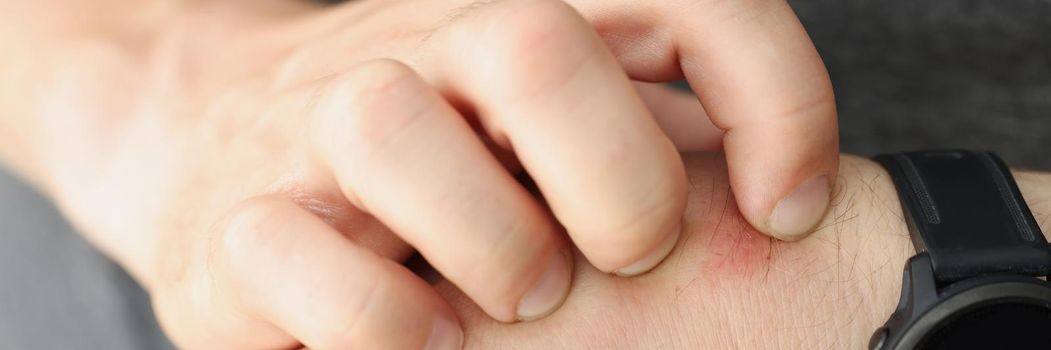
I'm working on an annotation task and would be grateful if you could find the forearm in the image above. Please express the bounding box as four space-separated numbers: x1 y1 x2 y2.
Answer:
440 153 1051 349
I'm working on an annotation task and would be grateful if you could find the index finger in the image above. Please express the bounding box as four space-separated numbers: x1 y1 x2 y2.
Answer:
570 0 839 240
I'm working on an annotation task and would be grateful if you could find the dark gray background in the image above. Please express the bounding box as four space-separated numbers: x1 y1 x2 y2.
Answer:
795 0 1051 169
1 1 1048 348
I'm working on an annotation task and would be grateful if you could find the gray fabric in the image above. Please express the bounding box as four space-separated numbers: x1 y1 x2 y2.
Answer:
0 170 174 349
0 1 1048 349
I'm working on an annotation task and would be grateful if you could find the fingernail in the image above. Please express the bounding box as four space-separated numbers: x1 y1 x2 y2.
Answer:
424 315 463 350
614 223 681 277
516 250 572 321
768 175 830 241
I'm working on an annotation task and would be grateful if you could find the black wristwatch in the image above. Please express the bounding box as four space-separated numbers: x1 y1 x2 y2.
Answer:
869 150 1051 349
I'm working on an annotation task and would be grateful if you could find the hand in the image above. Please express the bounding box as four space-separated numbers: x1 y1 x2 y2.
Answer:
3 0 837 348
437 153 1051 348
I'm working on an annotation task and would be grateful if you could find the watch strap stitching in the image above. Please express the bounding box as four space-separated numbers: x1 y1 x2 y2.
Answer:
977 151 1036 242
893 153 941 225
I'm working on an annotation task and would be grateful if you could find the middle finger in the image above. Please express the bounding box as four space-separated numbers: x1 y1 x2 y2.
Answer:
425 0 687 276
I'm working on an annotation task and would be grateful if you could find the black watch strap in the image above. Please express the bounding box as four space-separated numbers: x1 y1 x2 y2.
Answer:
874 150 1051 283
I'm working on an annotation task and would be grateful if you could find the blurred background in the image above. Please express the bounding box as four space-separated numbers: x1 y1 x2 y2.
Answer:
796 0 1050 169
1 0 1048 348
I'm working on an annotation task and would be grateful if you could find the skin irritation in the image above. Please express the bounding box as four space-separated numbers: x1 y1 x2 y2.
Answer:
681 154 783 282
696 196 780 278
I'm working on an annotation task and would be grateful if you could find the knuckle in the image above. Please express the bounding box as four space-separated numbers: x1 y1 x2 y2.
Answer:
312 59 432 152
495 0 584 37
343 58 418 96
476 0 597 95
152 201 294 349
219 197 294 276
272 45 319 89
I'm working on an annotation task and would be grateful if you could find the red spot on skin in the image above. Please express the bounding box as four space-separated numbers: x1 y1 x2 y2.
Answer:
693 191 776 280
677 156 785 288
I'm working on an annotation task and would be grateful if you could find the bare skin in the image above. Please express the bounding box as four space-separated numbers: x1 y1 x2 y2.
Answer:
0 0 849 348
438 153 1051 348
0 1 1047 342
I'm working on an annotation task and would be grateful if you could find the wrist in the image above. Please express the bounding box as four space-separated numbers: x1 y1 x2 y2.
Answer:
824 158 1051 348
1015 170 1051 237
866 153 1051 349
821 157 1051 349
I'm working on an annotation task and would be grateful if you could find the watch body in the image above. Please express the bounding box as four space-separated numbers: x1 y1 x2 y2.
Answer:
871 150 1051 350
